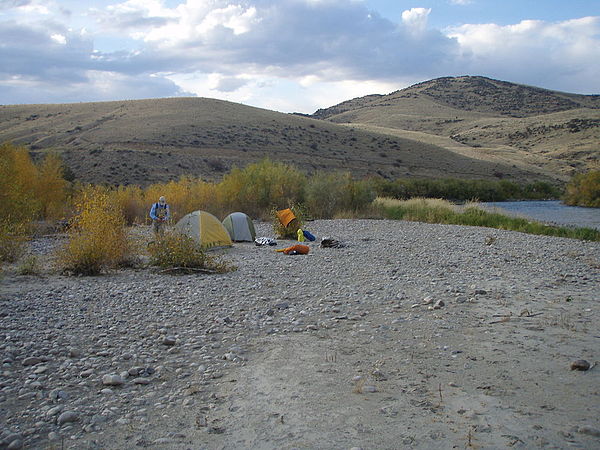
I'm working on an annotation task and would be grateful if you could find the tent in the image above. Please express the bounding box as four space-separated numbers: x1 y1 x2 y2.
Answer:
222 212 256 242
175 210 232 249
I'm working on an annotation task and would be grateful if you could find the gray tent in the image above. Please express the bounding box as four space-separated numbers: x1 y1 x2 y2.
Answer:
222 212 256 242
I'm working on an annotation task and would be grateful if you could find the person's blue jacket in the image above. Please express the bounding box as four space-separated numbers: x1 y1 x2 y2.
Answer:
150 202 170 221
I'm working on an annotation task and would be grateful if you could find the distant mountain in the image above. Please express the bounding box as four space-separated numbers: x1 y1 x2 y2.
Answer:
311 76 599 180
1 76 595 186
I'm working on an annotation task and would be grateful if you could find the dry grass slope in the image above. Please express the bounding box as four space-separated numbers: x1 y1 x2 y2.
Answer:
312 76 600 181
1 76 596 186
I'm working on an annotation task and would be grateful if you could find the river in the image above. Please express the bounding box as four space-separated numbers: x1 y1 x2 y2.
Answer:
481 200 600 230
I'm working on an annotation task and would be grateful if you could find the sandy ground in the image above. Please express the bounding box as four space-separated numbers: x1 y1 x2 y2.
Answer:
1 220 599 449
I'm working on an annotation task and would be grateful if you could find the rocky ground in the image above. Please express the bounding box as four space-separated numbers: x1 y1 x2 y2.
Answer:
1 219 599 449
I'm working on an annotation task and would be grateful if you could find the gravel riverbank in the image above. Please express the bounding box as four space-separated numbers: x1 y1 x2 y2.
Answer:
1 219 599 449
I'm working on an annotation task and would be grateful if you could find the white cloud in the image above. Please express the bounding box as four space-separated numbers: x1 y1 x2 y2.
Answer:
449 0 473 5
401 7 432 35
50 33 66 44
446 16 600 93
0 0 598 111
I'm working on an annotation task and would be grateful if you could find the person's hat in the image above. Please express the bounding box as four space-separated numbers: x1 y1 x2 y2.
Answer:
159 196 166 204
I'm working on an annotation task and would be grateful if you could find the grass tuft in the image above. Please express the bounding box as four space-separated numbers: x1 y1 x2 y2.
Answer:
147 231 234 274
375 197 600 241
17 254 41 276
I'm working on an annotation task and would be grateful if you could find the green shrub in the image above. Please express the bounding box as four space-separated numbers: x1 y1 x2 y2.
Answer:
219 158 306 218
17 254 41 276
372 177 561 202
305 172 376 218
147 231 233 273
0 221 29 263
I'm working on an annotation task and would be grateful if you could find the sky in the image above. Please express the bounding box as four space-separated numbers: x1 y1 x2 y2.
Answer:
1 0 599 113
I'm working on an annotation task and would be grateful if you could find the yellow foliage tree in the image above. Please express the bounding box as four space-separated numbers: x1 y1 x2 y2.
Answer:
35 152 69 220
564 170 600 207
0 142 40 223
110 184 146 225
218 158 306 218
57 186 131 275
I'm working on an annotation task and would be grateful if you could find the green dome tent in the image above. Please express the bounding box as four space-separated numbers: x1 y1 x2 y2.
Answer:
222 212 256 242
175 211 232 249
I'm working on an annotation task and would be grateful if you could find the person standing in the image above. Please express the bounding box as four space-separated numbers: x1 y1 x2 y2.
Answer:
150 196 170 235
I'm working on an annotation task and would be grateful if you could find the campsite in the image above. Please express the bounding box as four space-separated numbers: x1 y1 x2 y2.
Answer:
1 216 599 449
2 0 600 446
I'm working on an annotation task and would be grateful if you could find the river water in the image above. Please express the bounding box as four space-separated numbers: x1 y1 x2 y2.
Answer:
481 200 600 230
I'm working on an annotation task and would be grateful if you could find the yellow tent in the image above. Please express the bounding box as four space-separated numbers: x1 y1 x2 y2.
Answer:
175 211 232 249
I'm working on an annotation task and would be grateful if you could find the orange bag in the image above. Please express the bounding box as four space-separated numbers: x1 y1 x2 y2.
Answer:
276 244 310 255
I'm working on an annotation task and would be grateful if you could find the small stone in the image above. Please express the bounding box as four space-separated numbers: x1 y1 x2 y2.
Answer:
363 385 377 393
133 377 150 385
128 367 144 377
433 300 445 309
422 296 434 305
46 406 63 417
7 439 23 450
33 365 47 374
578 426 600 437
2 434 22 446
80 369 94 378
68 347 81 358
102 374 125 386
48 432 60 441
22 357 42 366
49 389 69 402
57 411 79 425
162 336 177 346
570 360 591 371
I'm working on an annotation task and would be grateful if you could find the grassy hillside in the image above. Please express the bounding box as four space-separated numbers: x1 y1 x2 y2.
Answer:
313 76 600 181
0 96 550 186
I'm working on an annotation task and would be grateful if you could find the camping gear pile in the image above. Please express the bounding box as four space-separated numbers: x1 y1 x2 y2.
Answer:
273 208 319 255
255 237 277 246
171 207 326 258
320 237 345 248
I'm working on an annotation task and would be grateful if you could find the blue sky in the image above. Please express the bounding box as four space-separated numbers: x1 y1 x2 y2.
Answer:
1 0 598 113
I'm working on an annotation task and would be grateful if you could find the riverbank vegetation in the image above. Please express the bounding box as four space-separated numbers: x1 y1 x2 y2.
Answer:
563 170 600 208
375 198 600 241
1 142 598 274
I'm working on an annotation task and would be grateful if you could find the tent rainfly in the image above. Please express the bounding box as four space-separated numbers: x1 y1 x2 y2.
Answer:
222 212 256 242
175 211 232 249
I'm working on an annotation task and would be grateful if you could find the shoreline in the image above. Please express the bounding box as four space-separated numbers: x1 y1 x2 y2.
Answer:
1 219 599 449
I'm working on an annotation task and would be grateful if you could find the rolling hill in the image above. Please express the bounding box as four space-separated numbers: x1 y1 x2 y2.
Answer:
0 76 596 186
312 76 600 182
